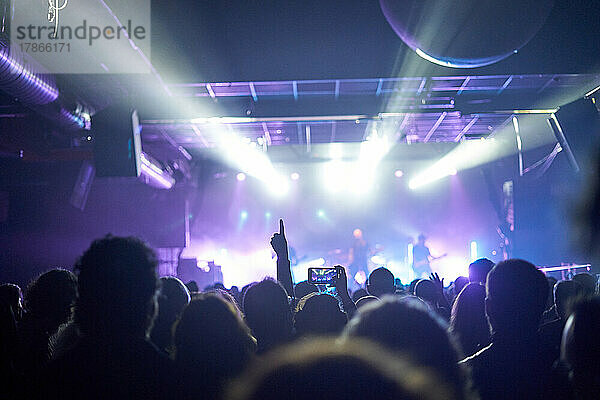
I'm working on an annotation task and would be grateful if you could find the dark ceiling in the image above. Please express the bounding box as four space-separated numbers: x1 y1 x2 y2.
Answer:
2 0 600 164
149 0 600 82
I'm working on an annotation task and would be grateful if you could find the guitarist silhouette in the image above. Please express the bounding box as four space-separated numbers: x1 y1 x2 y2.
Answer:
412 234 446 278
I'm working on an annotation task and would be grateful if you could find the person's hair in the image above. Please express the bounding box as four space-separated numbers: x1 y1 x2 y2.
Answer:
343 297 471 398
242 278 293 353
485 259 548 335
159 277 190 312
562 296 600 399
572 273 596 296
355 295 379 309
0 283 22 318
367 267 395 298
449 283 489 357
294 293 346 336
185 280 199 293
294 280 318 300
227 338 459 400
25 269 77 330
408 279 421 295
452 276 469 298
175 294 256 395
414 279 437 304
554 280 583 319
150 276 190 352
351 288 368 303
74 235 159 337
468 258 495 284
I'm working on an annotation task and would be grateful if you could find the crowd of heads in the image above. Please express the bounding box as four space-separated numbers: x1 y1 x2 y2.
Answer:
1 233 599 400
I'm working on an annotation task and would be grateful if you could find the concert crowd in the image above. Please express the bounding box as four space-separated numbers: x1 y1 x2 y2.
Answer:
1 220 599 400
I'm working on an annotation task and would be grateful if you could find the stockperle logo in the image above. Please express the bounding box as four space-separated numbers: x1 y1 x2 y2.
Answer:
11 0 151 74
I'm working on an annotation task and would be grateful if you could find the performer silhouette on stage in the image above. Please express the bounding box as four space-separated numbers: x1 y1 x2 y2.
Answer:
412 234 433 278
348 229 369 287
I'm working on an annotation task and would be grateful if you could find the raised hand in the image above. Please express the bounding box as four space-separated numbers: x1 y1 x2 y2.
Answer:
270 219 289 259
429 272 445 294
334 264 356 317
334 265 348 294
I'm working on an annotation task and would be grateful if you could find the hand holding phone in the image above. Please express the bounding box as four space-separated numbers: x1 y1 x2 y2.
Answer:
308 267 340 286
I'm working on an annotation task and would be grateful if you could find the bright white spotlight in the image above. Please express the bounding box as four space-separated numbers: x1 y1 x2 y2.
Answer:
409 168 453 190
317 209 326 218
323 161 349 193
394 170 404 178
290 172 300 181
236 172 246 181
240 210 248 219
449 169 458 176
470 241 478 261
263 173 290 197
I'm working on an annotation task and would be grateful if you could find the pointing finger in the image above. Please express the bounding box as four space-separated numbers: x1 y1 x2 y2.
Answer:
279 219 285 236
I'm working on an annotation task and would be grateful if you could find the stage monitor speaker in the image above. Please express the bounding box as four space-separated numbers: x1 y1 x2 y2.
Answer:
93 105 142 177
550 98 600 173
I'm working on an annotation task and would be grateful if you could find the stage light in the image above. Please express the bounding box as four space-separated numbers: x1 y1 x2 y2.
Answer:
470 241 478 261
290 172 300 181
394 170 404 178
266 174 290 197
323 161 349 193
408 167 454 190
407 243 414 266
236 172 246 181
265 211 271 218
409 114 556 190
317 209 326 218
240 210 248 219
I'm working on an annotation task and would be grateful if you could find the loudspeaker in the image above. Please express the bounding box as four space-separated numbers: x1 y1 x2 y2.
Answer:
550 98 600 173
93 105 142 177
70 160 95 211
177 258 223 288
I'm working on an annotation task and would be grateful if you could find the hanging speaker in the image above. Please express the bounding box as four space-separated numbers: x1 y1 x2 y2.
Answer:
70 160 95 211
93 105 142 177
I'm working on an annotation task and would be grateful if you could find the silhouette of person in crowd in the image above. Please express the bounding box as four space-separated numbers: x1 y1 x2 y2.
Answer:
227 338 460 400
15 269 77 377
449 283 489 357
174 293 256 399
539 280 583 363
366 267 395 298
242 278 294 354
343 297 473 399
468 258 495 285
571 272 596 296
294 280 318 300
36 235 174 400
150 276 190 354
561 296 600 400
294 292 347 337
462 259 555 400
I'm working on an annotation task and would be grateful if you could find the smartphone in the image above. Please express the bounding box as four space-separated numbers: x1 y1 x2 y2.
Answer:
308 267 339 285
